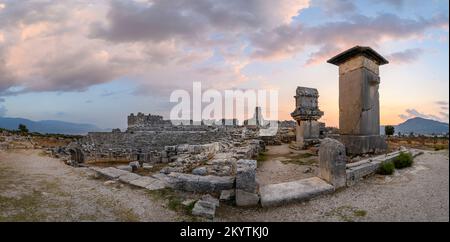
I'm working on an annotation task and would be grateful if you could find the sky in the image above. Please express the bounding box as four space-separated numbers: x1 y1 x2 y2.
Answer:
0 0 448 129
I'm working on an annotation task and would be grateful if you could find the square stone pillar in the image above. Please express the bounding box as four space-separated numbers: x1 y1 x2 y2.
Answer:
328 46 388 156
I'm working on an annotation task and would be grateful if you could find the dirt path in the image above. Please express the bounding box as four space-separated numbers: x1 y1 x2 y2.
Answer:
0 149 179 221
218 150 449 222
257 144 318 186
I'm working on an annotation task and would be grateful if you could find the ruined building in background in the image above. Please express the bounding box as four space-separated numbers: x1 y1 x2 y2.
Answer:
327 46 388 156
291 87 324 149
244 107 265 127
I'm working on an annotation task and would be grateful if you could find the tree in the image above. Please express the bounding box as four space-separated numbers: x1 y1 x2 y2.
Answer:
385 125 395 136
18 124 29 134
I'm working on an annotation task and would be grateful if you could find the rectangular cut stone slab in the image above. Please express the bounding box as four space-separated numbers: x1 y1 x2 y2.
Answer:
145 179 167 191
235 189 260 207
339 135 387 156
346 149 423 186
236 160 257 193
96 167 130 179
318 138 347 189
192 200 216 219
260 177 334 207
129 176 158 188
167 172 234 193
118 172 141 183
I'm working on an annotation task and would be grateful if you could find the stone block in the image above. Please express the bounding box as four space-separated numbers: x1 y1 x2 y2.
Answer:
220 189 235 201
118 172 141 183
201 194 220 208
129 176 158 188
192 166 208 176
235 189 259 207
116 165 133 172
318 138 347 188
260 177 334 207
236 159 257 193
167 172 234 193
192 200 216 219
96 167 130 179
339 135 387 156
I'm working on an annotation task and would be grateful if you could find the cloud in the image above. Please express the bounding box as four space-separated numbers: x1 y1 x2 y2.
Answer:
386 48 424 64
250 13 448 63
436 101 449 106
0 98 6 116
371 0 404 9
399 105 449 123
91 0 309 43
312 0 357 16
0 0 448 98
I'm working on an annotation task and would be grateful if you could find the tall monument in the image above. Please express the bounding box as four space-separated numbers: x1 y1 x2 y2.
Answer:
291 87 324 149
327 46 388 155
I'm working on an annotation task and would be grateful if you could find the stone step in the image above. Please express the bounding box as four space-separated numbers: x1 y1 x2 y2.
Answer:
260 177 334 207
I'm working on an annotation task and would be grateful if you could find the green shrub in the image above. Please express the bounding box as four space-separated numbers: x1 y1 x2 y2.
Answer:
393 152 413 169
377 161 395 175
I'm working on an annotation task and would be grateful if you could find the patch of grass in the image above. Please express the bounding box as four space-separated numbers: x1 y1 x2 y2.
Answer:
147 188 200 221
353 210 367 217
281 153 317 166
324 206 367 222
393 152 413 169
377 161 395 175
256 152 268 166
0 191 45 222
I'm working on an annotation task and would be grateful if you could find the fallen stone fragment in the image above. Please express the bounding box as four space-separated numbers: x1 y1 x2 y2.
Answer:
260 177 334 207
220 189 235 201
192 166 208 176
235 189 260 206
116 165 133 172
182 199 196 207
192 200 216 219
201 194 220 208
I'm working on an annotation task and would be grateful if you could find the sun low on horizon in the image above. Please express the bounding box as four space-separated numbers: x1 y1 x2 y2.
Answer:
0 0 448 130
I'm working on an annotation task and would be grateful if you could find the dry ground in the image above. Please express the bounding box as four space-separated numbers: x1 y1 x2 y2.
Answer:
0 148 448 222
0 149 180 222
218 150 449 222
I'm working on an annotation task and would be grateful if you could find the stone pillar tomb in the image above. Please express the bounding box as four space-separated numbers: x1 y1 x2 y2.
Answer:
327 46 388 156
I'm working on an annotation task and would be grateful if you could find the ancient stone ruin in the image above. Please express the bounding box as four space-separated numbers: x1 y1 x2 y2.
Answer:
327 46 388 156
291 87 324 149
36 45 425 220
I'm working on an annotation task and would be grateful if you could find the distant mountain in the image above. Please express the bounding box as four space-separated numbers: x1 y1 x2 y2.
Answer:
0 117 109 135
381 117 449 135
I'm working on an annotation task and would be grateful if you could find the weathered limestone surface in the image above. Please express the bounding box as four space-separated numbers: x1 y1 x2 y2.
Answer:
260 177 334 207
220 189 235 201
235 159 259 206
346 149 424 186
339 135 387 155
129 176 160 189
95 167 129 179
291 87 324 149
236 189 260 207
165 172 234 193
318 138 347 188
118 172 141 183
192 200 216 219
328 46 388 156
236 159 257 193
